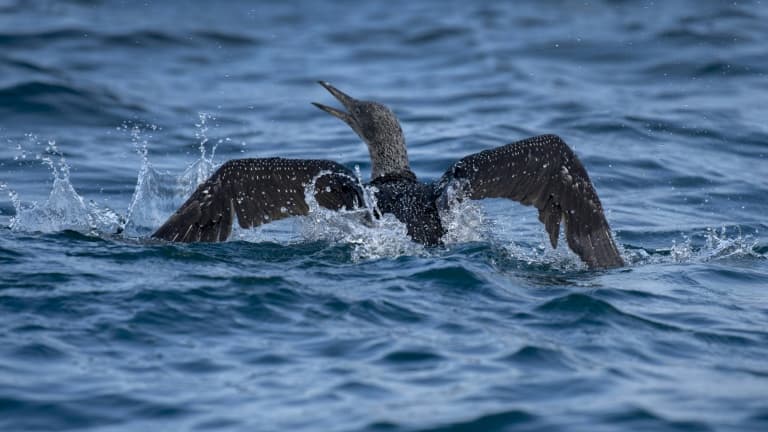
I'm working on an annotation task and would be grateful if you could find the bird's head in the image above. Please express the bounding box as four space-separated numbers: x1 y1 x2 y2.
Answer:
313 81 411 180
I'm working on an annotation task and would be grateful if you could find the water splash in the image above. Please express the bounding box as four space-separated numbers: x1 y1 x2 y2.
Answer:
122 115 226 237
11 136 30 161
492 223 763 271
229 166 489 260
121 123 176 237
5 138 122 234
3 115 224 239
0 129 575 265
177 113 218 196
3 126 761 270
438 186 489 245
502 240 585 271
226 165 429 260
299 167 426 261
625 226 763 266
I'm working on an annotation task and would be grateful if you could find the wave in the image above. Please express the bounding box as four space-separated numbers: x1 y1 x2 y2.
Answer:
191 30 259 46
600 407 712 431
405 409 539 432
0 393 191 431
643 60 765 78
102 30 189 48
499 345 574 371
0 57 58 75
0 27 259 49
104 29 259 48
401 26 471 45
657 28 753 46
0 81 145 126
0 28 86 48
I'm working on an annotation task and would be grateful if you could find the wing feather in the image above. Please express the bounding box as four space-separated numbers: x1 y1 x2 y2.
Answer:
438 134 623 269
152 158 361 242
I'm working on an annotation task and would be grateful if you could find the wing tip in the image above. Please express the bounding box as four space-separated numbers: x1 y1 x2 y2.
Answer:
582 229 625 270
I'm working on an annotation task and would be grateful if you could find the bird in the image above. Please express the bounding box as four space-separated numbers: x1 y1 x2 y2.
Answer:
152 81 624 269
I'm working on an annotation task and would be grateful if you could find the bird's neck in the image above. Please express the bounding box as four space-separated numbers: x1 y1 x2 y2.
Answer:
370 169 417 185
368 137 413 181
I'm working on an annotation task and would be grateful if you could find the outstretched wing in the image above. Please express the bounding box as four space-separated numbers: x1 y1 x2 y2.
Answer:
152 158 363 242
437 134 623 269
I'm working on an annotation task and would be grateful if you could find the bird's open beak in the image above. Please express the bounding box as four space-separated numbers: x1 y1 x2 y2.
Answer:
312 81 356 125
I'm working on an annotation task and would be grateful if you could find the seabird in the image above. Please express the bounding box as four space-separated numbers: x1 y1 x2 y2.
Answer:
153 81 624 269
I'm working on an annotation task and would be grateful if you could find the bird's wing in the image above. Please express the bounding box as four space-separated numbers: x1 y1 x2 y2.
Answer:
152 158 363 242
437 134 623 269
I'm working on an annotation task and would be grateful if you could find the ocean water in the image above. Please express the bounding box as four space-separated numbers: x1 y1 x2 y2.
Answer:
1 0 767 430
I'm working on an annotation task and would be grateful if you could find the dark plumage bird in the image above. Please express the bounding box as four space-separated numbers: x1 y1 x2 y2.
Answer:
153 82 624 269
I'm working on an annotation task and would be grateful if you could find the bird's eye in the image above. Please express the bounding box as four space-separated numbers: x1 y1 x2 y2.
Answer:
354 107 362 115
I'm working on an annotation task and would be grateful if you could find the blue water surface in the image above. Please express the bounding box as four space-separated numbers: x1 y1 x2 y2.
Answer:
1 1 767 431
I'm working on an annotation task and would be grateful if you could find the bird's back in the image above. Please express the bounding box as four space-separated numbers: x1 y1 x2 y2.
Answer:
370 179 444 245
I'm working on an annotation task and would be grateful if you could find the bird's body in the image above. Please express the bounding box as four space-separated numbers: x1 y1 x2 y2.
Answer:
370 173 445 245
153 82 624 269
